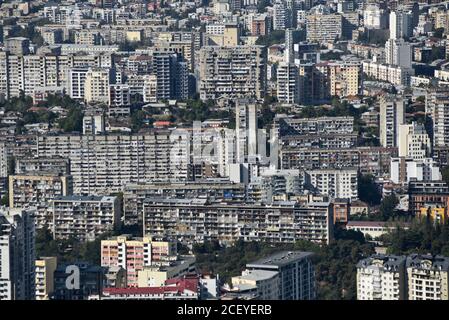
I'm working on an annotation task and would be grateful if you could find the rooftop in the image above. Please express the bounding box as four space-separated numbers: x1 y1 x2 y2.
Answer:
246 251 314 268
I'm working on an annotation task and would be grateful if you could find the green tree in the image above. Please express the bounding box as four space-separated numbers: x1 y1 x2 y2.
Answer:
379 194 399 220
58 106 83 132
255 30 285 46
357 174 381 206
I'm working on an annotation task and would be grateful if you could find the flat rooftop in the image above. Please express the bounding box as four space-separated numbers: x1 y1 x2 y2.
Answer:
246 251 314 269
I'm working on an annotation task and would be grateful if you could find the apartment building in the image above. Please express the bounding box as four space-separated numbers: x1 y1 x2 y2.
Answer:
152 52 189 101
380 94 405 148
74 30 102 45
276 63 300 104
231 269 280 300
101 235 177 287
245 251 316 300
4 37 30 55
390 10 413 40
407 254 449 300
280 133 358 149
307 168 358 200
137 255 196 288
36 131 192 195
198 46 266 101
306 13 343 42
250 14 270 36
123 181 246 225
0 51 113 99
281 147 360 170
357 255 407 300
0 208 35 300
362 61 414 86
15 157 70 175
50 195 121 242
276 116 354 136
35 257 57 300
109 84 131 107
390 157 441 184
363 4 388 29
358 146 397 178
398 122 431 159
142 198 333 245
84 68 111 104
327 62 361 97
9 173 73 229
408 181 449 218
385 39 412 68
432 102 449 148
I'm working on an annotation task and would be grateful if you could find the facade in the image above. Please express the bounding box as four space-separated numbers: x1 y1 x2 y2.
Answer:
235 101 258 164
307 168 358 200
198 46 266 101
101 235 178 287
362 61 414 86
408 181 449 218
245 251 316 300
385 39 412 68
84 68 111 104
123 181 246 225
8 173 73 229
390 157 441 184
363 4 388 29
35 257 57 300
306 13 343 42
432 102 449 148
390 10 413 40
281 147 360 171
327 62 361 97
37 131 192 195
231 269 280 300
0 208 35 300
142 198 333 245
276 63 300 104
379 94 405 148
357 255 407 300
50 195 121 241
276 116 354 136
398 122 431 159
407 254 449 300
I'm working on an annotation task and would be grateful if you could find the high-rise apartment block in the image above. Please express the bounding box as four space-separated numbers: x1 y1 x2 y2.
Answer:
0 208 35 300
50 195 121 241
37 131 192 195
398 122 431 159
385 39 412 68
8 173 73 229
380 94 405 148
84 68 111 104
101 235 177 287
306 13 343 43
245 251 316 300
390 10 413 39
142 198 333 245
277 63 300 104
198 46 266 101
